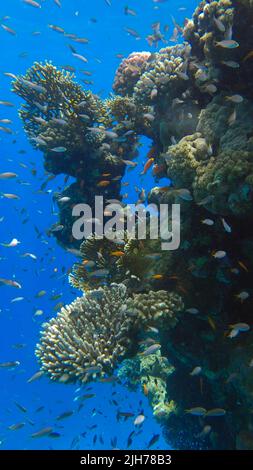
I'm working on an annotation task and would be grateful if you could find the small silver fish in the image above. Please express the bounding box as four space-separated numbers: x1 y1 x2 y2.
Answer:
140 343 161 356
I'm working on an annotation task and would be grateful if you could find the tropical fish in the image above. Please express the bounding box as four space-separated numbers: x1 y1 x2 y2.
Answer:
213 17 225 32
50 147 67 153
0 361 20 369
0 238 20 247
205 408 226 417
140 343 161 356
27 371 44 383
190 366 202 376
97 180 110 187
202 219 214 226
0 172 17 179
2 193 20 200
23 0 41 8
1 24 17 35
147 434 160 448
140 158 154 175
0 278 22 288
216 40 239 48
8 422 25 431
236 291 249 302
56 411 74 421
185 307 199 315
212 250 226 259
221 218 232 233
185 407 207 416
221 60 240 68
225 94 243 104
134 414 145 426
31 427 53 438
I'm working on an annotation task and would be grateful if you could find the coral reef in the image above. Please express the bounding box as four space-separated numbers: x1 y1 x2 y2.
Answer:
15 0 253 451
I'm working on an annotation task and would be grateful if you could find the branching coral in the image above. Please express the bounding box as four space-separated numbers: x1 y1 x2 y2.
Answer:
36 283 183 383
13 61 110 153
133 44 192 106
36 284 136 383
131 289 184 329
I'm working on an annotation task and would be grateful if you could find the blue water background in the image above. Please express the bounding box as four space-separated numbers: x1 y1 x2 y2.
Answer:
0 0 198 450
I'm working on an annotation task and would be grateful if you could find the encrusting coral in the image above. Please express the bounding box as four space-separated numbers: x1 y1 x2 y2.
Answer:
118 352 176 422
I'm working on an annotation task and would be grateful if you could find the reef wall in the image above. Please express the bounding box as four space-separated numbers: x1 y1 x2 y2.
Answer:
13 0 253 450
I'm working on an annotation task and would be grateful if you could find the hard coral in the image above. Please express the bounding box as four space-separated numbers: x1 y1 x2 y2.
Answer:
36 284 136 383
36 283 183 383
113 52 151 96
133 45 192 106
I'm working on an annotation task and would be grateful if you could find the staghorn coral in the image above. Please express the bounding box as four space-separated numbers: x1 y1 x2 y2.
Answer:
113 52 151 96
36 283 183 383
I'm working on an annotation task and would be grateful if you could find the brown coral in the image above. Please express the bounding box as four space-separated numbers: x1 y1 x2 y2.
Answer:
113 52 151 96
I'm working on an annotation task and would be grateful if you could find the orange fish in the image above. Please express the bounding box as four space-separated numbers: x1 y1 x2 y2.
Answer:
238 260 249 273
147 145 157 160
143 383 149 396
158 186 171 192
1 24 17 36
243 51 253 62
152 274 163 280
3 193 20 200
97 180 110 187
152 163 166 176
207 316 216 331
141 158 154 175
110 251 125 257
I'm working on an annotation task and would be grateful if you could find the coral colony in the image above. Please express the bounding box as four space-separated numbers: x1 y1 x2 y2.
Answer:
14 0 253 450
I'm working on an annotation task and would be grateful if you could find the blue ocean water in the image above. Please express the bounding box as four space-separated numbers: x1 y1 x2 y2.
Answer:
0 0 199 450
